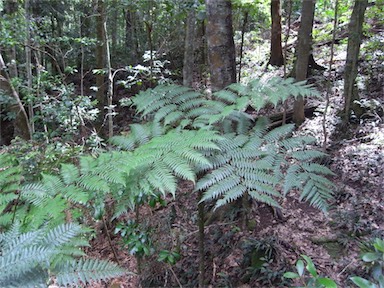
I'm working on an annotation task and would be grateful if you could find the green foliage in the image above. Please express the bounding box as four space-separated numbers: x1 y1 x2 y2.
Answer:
28 81 99 141
129 80 332 211
351 238 384 288
0 153 22 227
131 78 319 131
158 249 181 265
0 222 126 287
115 220 154 257
284 255 338 288
196 119 334 211
110 126 220 217
241 236 288 286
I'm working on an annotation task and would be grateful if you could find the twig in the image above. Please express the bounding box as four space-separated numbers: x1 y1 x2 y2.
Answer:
169 266 183 288
337 258 355 277
102 216 120 265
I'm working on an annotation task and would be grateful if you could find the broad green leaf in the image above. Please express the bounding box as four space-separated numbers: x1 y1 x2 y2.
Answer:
373 238 384 252
350 277 376 288
302 255 318 278
378 275 384 288
283 272 300 279
296 259 305 276
362 252 381 262
317 277 338 288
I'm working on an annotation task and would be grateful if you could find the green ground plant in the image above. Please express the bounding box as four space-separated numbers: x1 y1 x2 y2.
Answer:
284 255 337 288
0 222 126 287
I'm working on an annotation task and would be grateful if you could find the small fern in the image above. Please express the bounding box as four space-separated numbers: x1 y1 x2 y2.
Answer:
0 222 126 287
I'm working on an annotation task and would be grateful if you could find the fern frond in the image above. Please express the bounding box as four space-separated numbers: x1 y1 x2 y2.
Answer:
42 223 84 247
21 183 50 207
200 174 242 202
263 124 294 142
214 184 247 208
55 258 126 287
212 89 238 104
0 223 127 287
60 163 80 185
248 191 281 208
146 163 177 196
162 154 195 181
0 266 48 288
291 150 327 161
78 175 110 193
301 163 335 176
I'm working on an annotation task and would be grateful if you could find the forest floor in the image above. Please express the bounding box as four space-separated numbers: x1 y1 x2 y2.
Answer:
86 29 384 288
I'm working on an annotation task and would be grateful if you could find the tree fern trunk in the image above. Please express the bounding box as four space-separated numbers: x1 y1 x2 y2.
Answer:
198 191 205 287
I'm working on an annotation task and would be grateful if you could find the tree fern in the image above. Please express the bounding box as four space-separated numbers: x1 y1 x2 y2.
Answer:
0 222 126 288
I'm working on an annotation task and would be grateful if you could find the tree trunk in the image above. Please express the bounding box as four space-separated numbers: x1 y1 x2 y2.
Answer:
125 9 140 64
104 21 114 139
25 0 34 134
206 0 236 92
292 0 316 125
183 8 196 87
110 0 118 62
194 19 206 84
1 1 31 140
238 11 248 81
0 52 32 140
269 0 284 66
96 0 106 131
343 0 368 122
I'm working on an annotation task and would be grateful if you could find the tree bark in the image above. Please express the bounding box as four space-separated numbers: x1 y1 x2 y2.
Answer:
292 0 316 125
96 0 106 131
343 0 368 122
238 11 248 81
206 0 236 92
25 0 34 134
269 0 284 66
183 8 196 87
110 0 118 62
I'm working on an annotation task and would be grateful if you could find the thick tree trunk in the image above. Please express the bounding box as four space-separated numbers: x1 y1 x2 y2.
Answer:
206 0 236 92
269 0 284 66
194 20 206 84
183 8 196 87
96 0 106 131
292 0 316 125
343 0 368 122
